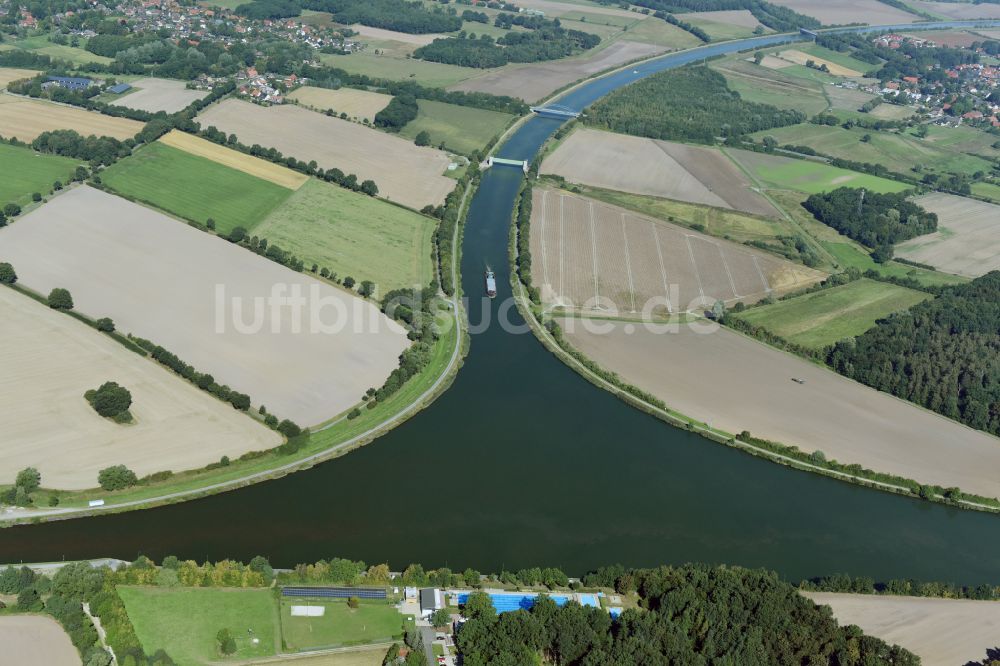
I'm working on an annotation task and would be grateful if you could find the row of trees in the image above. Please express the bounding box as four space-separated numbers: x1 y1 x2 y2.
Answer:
624 0 819 32
414 23 600 68
373 93 419 131
301 0 463 33
585 66 805 144
457 564 918 665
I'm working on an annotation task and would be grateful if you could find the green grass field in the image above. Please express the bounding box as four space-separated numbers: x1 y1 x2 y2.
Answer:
712 59 830 116
399 99 513 155
101 142 294 233
280 599 407 650
119 586 278 665
733 278 931 348
0 143 80 207
320 52 476 88
680 15 760 41
752 123 994 178
8 34 113 65
741 155 908 195
795 43 875 74
255 179 436 291
971 181 1000 204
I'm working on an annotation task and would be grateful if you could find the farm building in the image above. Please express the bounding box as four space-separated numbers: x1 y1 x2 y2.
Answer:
107 82 132 94
44 76 94 91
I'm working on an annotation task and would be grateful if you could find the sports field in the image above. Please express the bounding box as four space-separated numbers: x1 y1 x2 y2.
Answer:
530 188 824 315
196 100 454 209
731 278 931 349
158 130 309 189
727 149 909 194
0 186 410 426
288 86 393 122
101 141 295 234
255 179 436 291
895 193 1000 277
0 615 80 666
399 99 514 155
110 77 209 113
542 129 779 217
0 67 40 86
280 599 405 650
560 319 1000 498
120 586 277 665
804 592 1000 666
0 286 279 490
750 124 994 178
0 142 80 207
0 95 143 141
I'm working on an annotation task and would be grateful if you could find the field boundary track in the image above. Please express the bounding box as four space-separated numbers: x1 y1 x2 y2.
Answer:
0 181 473 525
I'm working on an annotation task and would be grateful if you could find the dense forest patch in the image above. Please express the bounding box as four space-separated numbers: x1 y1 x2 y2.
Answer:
235 0 463 33
584 66 805 144
827 271 1000 437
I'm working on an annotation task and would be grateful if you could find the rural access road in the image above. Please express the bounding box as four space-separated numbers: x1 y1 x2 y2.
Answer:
0 182 472 526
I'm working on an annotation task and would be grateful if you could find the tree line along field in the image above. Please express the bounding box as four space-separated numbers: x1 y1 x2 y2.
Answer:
0 95 144 141
730 278 932 349
0 284 280 491
196 99 455 209
0 142 82 208
101 141 296 235
0 185 411 427
397 99 514 155
529 187 824 315
158 130 309 189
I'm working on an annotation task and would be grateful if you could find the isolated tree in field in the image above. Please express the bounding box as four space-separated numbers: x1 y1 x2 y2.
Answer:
216 628 237 656
48 287 73 310
98 465 138 491
414 130 431 146
96 317 115 332
85 381 133 420
343 276 356 289
15 467 40 494
32 192 41 202
277 419 302 438
3 203 20 218
360 179 378 196
228 226 247 243
0 262 16 284
358 280 375 298
347 596 360 608
206 218 216 230
753 51 764 65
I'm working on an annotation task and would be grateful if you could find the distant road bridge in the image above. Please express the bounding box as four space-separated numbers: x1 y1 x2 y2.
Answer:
799 27 819 39
482 156 529 173
530 105 581 119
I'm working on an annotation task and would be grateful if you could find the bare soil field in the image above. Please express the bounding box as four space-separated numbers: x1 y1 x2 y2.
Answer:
111 77 209 113
905 29 982 47
531 188 822 314
0 285 280 490
803 592 1000 666
560 319 1000 498
158 130 308 189
351 25 446 45
196 99 453 209
766 0 918 24
677 9 763 29
778 49 861 77
0 94 143 141
541 128 779 217
895 193 1000 277
0 67 40 86
449 40 665 103
288 86 393 122
0 615 81 666
0 186 410 427
909 0 1000 19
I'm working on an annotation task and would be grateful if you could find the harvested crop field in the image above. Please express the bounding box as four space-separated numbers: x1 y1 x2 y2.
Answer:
196 99 454 209
288 86 392 122
542 128 779 217
450 40 666 103
0 286 280 490
0 615 80 666
559 318 1000 498
678 9 763 29
727 148 909 194
731 278 931 349
895 193 1000 277
0 95 143 141
766 0 918 24
909 0 1000 19
0 67 40 86
0 186 410 426
905 29 982 48
110 77 209 113
530 188 824 314
803 592 1000 666
351 25 446 45
158 130 308 189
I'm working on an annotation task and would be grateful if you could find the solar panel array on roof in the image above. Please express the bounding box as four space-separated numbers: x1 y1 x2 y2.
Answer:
281 586 387 599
